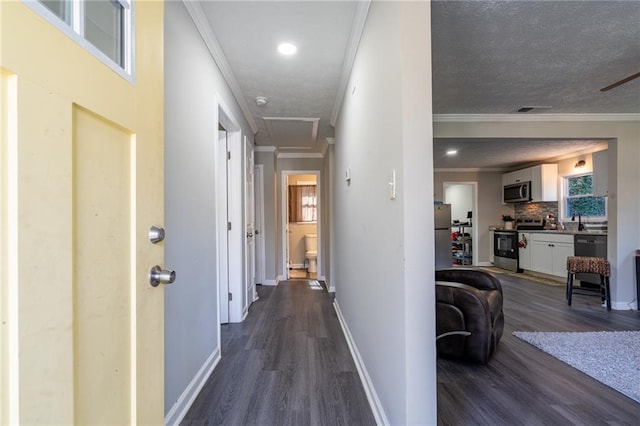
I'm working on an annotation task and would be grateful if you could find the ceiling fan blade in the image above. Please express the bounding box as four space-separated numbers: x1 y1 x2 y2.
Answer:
600 71 640 92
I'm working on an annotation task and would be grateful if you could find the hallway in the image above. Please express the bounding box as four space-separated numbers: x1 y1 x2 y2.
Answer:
181 281 376 425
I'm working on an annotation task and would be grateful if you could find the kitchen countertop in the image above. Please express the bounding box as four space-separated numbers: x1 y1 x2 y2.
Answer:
518 229 607 236
488 226 607 235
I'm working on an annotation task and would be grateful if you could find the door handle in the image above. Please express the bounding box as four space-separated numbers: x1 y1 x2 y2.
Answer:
149 265 176 287
254 230 259 235
246 232 253 238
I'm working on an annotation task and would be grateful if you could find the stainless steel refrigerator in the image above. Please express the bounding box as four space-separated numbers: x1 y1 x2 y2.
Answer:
434 204 452 270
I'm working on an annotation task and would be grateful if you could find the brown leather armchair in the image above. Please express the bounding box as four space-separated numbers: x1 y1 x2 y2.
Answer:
435 268 504 364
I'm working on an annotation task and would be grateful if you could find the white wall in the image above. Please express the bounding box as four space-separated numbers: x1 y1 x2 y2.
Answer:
445 184 473 223
333 2 435 424
435 119 640 309
164 1 254 420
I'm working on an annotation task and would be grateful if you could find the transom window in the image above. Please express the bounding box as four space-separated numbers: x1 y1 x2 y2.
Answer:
563 173 606 219
29 0 133 79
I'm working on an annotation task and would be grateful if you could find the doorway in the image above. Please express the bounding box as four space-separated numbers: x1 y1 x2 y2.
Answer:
215 96 243 324
217 125 230 323
444 182 478 266
281 170 322 281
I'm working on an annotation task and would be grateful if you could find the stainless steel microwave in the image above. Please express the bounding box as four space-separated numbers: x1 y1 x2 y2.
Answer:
503 181 531 203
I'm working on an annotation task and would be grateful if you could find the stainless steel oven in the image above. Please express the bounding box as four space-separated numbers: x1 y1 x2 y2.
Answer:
494 230 519 272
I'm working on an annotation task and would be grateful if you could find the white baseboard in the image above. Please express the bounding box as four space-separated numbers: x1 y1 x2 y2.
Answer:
165 347 221 426
333 301 389 425
612 300 637 310
277 275 285 282
289 263 305 269
476 261 493 266
322 277 335 293
262 279 277 286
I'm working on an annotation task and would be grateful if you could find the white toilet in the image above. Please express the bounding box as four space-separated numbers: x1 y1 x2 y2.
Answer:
304 234 318 273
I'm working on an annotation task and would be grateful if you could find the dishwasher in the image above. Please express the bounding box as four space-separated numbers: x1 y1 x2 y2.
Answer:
573 234 607 288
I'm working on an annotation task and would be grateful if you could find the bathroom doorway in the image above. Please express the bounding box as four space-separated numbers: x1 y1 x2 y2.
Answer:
282 171 320 280
444 182 478 266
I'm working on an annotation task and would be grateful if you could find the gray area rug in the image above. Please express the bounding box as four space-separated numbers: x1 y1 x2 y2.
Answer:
513 331 640 403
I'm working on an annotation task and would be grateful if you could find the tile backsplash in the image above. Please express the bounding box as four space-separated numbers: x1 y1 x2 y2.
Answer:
514 202 558 220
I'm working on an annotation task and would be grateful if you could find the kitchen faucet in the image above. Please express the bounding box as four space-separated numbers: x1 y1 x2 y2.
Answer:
571 212 585 231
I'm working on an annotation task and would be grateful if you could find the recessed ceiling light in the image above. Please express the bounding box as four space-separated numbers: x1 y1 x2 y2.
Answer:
446 149 458 156
277 43 297 56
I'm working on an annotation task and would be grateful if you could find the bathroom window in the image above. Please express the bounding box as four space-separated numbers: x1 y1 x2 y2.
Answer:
289 185 317 223
562 172 606 219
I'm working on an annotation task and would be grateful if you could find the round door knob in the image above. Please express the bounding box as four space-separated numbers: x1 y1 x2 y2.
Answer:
148 226 165 244
149 265 176 287
246 232 253 238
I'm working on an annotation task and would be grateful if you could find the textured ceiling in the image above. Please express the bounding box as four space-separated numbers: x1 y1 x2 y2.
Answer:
195 1 639 168
431 1 640 114
200 1 358 149
434 138 609 170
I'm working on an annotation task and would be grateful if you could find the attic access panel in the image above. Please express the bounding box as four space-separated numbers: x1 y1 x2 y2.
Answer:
263 117 319 149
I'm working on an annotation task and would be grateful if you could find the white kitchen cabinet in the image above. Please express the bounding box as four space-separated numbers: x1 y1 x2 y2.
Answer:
518 232 531 270
529 233 574 278
502 164 558 202
552 242 574 277
530 164 558 202
502 168 533 187
593 150 608 197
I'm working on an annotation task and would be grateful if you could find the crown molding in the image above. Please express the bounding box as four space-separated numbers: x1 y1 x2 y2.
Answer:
182 0 258 134
330 0 371 127
326 137 336 145
254 146 277 153
433 113 640 123
276 152 325 159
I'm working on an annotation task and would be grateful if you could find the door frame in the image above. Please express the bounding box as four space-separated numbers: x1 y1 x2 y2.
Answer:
443 181 479 266
214 94 244 324
281 170 322 281
254 164 266 286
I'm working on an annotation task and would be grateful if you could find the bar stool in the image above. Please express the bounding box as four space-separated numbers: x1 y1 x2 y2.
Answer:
566 256 611 311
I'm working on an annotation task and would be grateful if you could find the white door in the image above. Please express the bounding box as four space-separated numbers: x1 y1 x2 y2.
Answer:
254 165 265 285
1 2 165 424
218 128 230 324
244 139 256 304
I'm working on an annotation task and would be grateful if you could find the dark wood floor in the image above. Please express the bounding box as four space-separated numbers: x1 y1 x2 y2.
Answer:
181 280 376 425
182 274 640 425
438 272 640 425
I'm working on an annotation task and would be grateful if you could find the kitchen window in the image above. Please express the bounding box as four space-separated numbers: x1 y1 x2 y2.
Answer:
562 173 606 219
29 0 133 80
